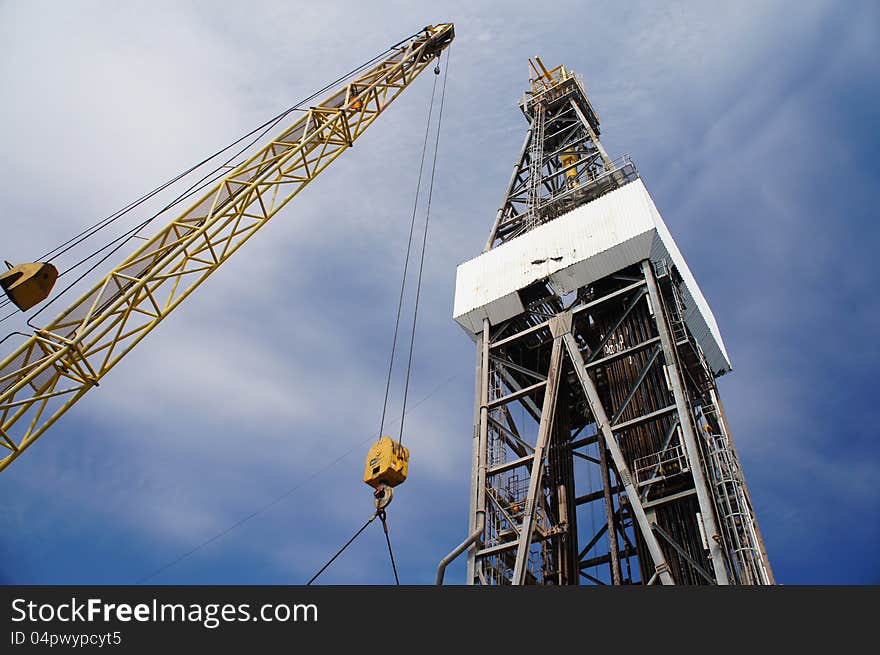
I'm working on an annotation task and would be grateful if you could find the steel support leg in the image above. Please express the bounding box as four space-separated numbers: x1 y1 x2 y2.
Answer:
485 128 533 252
467 319 491 584
641 260 730 585
598 439 622 584
466 326 485 584
569 99 614 171
562 328 675 586
511 315 566 584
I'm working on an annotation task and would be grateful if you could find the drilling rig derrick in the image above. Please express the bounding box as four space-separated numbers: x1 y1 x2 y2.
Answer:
444 59 773 586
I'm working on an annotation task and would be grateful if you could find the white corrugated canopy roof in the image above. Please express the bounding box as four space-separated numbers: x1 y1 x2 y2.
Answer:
453 178 732 375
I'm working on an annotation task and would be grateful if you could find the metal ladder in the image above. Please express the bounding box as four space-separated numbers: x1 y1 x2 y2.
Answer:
698 402 769 584
487 369 506 469
668 278 689 345
525 101 546 232
662 264 713 391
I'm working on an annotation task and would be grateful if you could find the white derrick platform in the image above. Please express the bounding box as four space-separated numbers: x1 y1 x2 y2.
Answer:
453 178 732 375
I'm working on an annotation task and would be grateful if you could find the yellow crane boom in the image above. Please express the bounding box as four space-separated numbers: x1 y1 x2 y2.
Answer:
0 23 454 472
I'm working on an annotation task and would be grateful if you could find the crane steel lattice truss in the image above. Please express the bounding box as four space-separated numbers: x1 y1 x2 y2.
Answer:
456 60 773 585
0 23 454 472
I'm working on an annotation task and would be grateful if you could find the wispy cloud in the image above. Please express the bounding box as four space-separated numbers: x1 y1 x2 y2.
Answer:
1 0 876 585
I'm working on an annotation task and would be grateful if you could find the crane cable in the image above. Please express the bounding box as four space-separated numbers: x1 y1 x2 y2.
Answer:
376 60 440 442
132 372 458 585
0 119 269 318
0 33 420 323
306 512 379 586
307 46 451 584
379 45 451 448
133 51 451 585
397 46 451 448
379 510 401 585
0 36 410 318
306 508 399 586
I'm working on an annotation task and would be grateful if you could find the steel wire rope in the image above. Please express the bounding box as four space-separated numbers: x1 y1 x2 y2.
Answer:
397 46 451 447
307 507 401 586
29 104 301 264
24 37 414 269
375 63 439 441
0 33 418 321
307 506 401 585
306 513 379 585
22 162 249 328
300 52 450 584
1 40 404 315
133 372 459 584
0 116 266 316
0 309 18 327
378 510 401 585
0 29 441 585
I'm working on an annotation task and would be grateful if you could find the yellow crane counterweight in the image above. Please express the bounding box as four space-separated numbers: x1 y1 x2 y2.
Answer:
0 261 58 311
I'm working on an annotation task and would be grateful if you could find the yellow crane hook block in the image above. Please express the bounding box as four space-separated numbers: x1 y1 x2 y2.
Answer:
0 261 59 311
364 436 409 489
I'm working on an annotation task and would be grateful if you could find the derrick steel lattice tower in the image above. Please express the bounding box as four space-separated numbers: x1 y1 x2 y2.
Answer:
451 59 773 585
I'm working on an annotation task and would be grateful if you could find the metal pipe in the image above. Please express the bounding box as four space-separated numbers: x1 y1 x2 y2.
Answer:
438 319 490 585
436 510 486 585
465 330 483 583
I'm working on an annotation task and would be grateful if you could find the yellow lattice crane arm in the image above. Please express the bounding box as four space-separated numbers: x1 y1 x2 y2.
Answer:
0 23 454 472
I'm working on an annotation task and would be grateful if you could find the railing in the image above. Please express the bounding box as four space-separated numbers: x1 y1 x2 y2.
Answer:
519 71 588 112
634 444 690 486
500 154 640 242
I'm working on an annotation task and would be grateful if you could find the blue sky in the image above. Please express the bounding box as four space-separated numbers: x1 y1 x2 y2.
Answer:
0 0 877 585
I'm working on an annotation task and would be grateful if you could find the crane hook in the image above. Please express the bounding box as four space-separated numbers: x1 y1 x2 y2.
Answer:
374 484 393 511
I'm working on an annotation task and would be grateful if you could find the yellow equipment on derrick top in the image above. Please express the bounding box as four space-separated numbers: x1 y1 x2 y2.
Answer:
560 148 581 188
0 261 58 311
364 436 409 490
